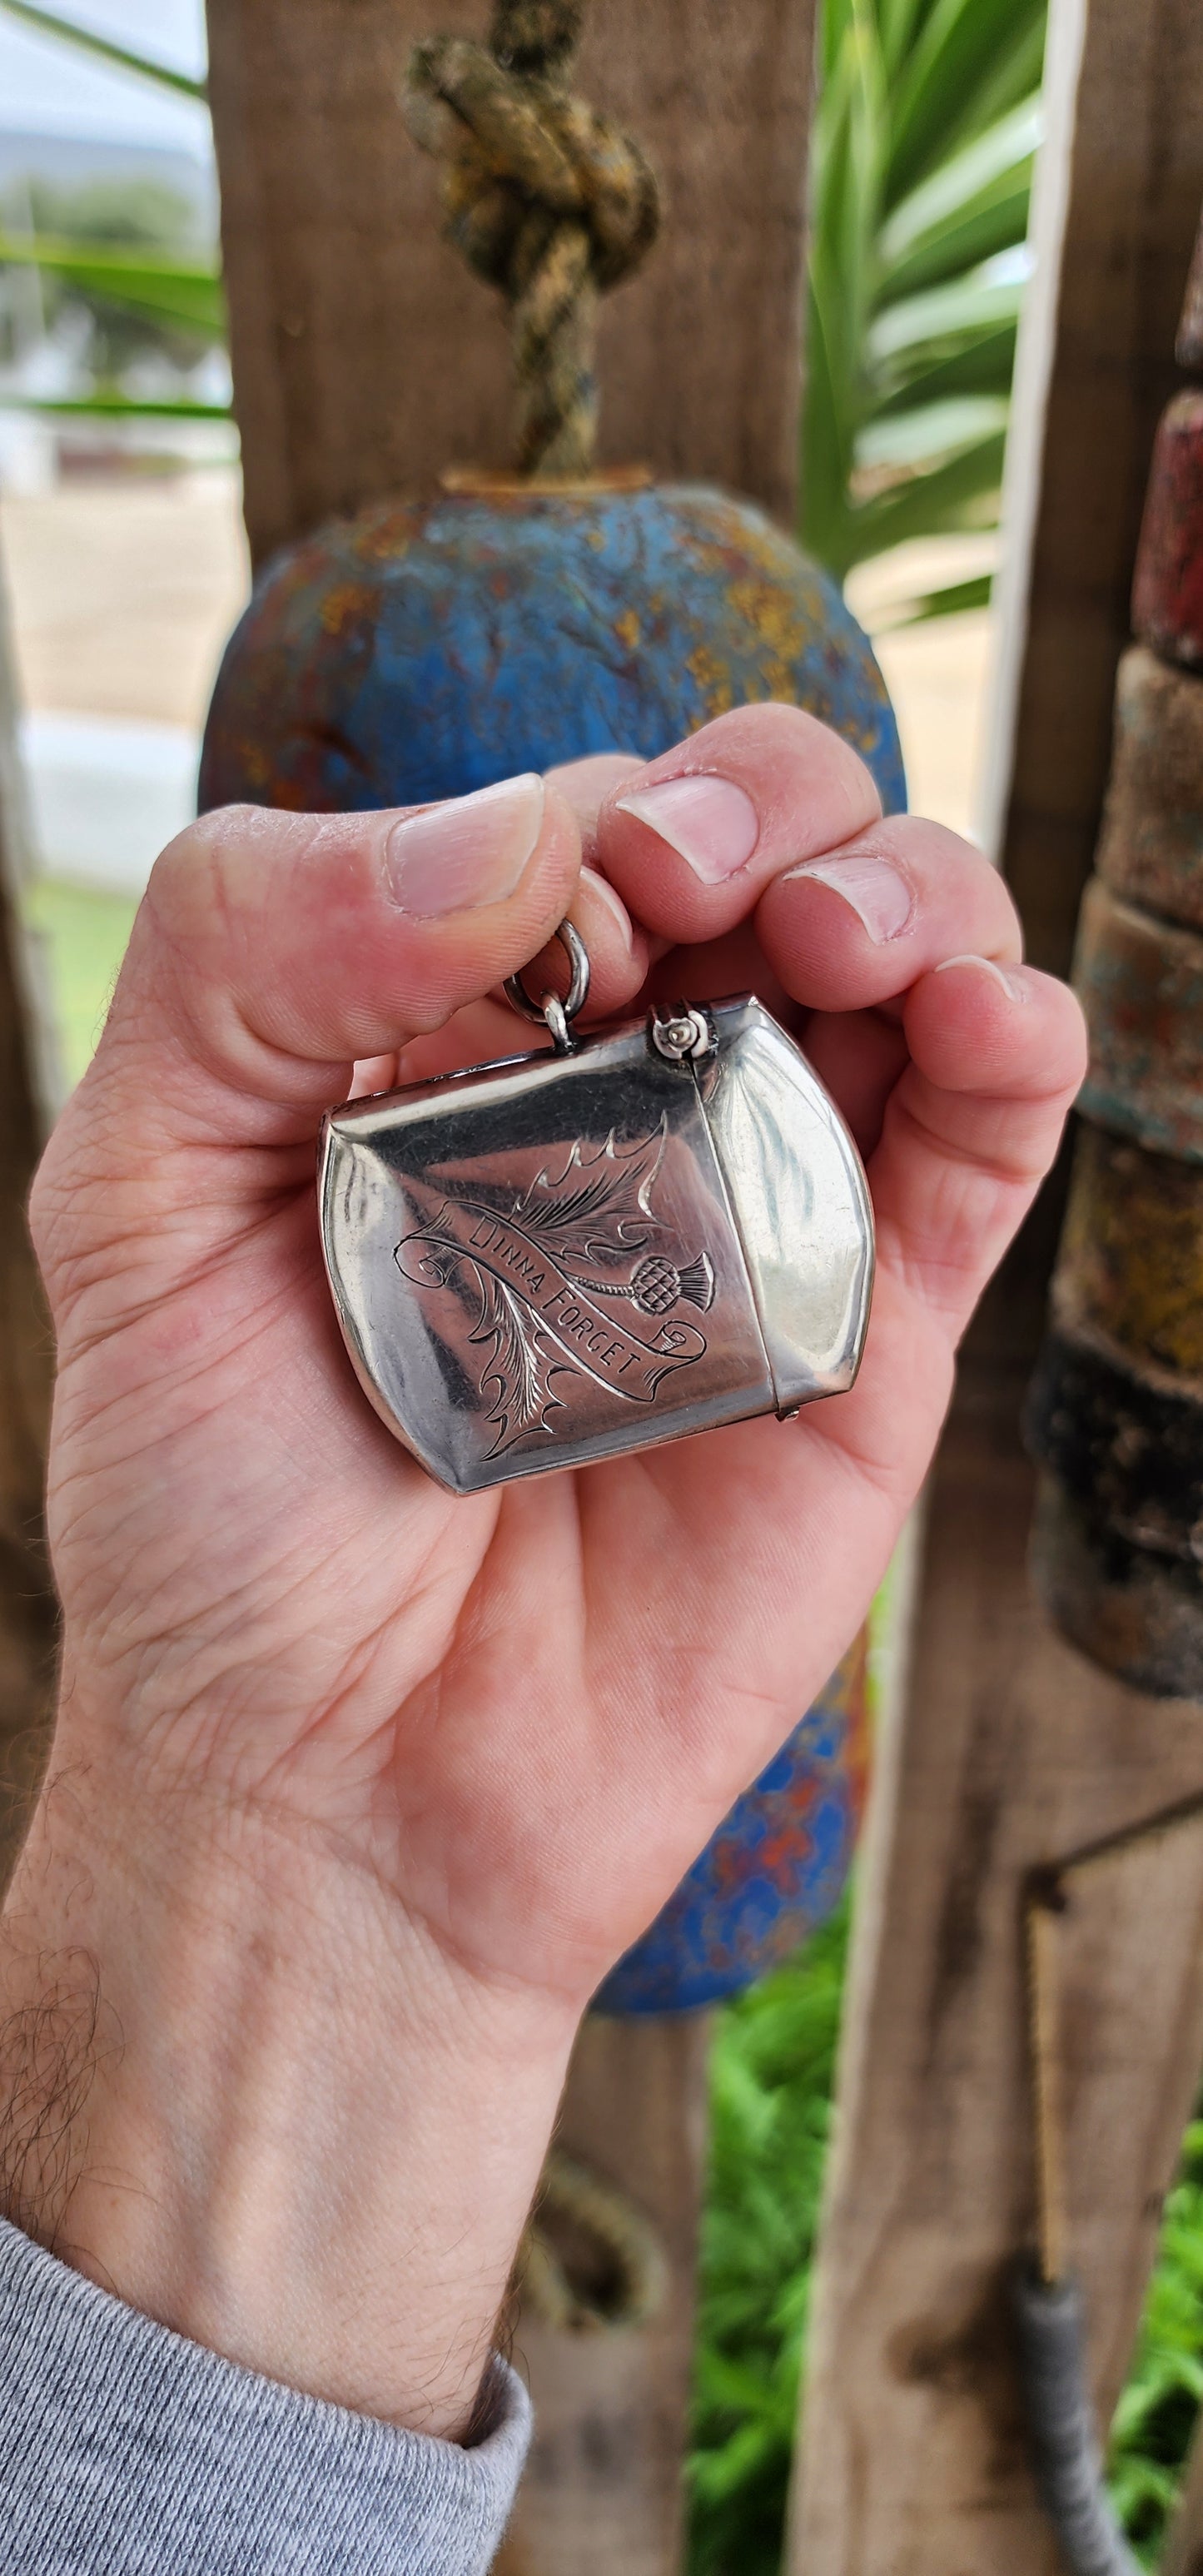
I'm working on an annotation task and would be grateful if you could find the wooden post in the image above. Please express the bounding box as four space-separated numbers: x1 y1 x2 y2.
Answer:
205 0 818 568
498 2016 712 2576
0 564 57 1884
203 7 820 2566
788 0 1203 2568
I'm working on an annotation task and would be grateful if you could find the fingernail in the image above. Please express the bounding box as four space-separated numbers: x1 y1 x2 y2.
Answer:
579 867 634 952
935 953 1029 1002
615 774 759 883
385 775 544 916
790 853 914 943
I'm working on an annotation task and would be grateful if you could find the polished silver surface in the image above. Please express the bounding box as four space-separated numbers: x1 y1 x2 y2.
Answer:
504 918 589 1046
318 995 874 1495
698 1001 874 1412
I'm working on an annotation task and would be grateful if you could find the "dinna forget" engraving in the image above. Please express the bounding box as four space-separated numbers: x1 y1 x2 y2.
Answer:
394 1123 714 1455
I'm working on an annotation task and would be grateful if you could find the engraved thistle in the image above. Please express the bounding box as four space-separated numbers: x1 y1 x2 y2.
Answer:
395 1120 714 1456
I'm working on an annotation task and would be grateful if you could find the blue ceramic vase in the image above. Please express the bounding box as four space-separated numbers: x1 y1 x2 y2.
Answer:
594 1635 869 2014
200 480 904 815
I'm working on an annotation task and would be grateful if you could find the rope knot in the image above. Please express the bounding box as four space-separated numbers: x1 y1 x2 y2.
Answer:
402 0 660 475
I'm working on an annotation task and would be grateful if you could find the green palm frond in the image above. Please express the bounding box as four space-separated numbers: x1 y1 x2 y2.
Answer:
0 0 206 98
7 394 231 419
0 231 224 336
803 0 1046 612
906 570 993 619
886 0 1045 204
867 265 1025 376
880 94 1041 295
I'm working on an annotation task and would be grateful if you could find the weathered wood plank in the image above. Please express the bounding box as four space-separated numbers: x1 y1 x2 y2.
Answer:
204 0 818 566
498 2013 711 2576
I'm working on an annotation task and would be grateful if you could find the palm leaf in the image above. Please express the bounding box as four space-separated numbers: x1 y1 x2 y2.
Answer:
802 0 1042 600
907 570 993 619
848 426 1007 556
867 266 1026 374
879 94 1041 294
801 283 858 578
855 392 1008 470
6 393 231 419
873 323 1018 413
0 231 224 336
0 0 206 97
962 12 1046 140
887 0 1045 204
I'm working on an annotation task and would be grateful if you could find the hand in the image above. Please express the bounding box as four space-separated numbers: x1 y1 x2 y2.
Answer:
2 705 1085 2438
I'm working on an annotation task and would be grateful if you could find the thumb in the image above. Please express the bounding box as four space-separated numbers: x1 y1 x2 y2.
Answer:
87 776 582 1149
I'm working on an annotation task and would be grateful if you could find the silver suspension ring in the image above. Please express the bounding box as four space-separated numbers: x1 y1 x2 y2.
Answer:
505 918 591 1053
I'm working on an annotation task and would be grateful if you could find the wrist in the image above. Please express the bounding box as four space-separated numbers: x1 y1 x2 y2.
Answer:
0 1766 578 2438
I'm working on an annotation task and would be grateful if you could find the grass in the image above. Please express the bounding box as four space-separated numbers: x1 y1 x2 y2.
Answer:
689 1906 1203 2573
19 876 137 1088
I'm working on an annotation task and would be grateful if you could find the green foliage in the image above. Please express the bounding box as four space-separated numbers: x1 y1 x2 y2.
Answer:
687 1905 848 2576
1108 2119 1203 2564
803 0 1046 596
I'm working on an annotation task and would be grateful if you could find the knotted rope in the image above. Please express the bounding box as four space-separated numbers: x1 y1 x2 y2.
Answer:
402 0 660 476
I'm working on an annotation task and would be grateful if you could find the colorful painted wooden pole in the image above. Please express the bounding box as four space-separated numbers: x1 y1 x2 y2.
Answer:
201 0 899 2010
1131 395 1203 667
1027 224 1203 1697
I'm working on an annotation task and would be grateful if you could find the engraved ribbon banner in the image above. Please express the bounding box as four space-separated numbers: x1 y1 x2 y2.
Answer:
395 1194 706 1405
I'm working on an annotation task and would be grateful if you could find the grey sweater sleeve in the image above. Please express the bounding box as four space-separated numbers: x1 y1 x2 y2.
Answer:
0 2218 529 2575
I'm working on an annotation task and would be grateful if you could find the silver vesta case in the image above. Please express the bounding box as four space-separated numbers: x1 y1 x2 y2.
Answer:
319 993 873 1496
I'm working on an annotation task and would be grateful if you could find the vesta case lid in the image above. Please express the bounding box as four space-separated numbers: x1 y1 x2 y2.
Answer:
319 997 873 1495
